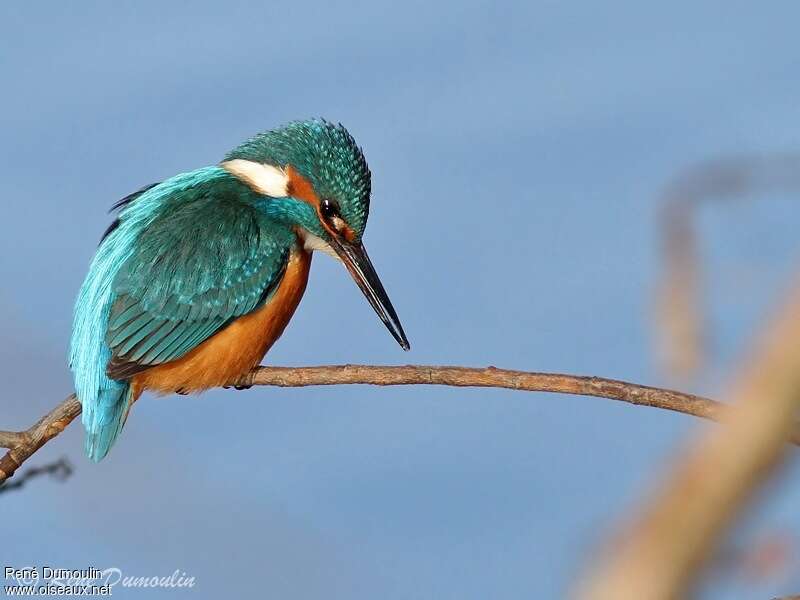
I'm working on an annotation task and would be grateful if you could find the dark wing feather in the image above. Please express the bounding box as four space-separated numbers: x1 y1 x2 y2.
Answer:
101 182 161 243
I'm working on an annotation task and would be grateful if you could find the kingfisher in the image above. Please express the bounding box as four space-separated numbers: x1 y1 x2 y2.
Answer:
70 119 409 461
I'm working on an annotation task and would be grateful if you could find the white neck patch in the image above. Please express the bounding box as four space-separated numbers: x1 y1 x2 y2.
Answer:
298 229 340 260
221 159 289 197
221 160 340 261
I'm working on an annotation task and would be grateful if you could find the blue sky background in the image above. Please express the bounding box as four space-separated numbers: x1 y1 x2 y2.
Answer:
2 1 800 598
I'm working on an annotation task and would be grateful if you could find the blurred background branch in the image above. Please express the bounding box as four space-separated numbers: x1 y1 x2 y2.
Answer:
656 154 800 380
578 270 800 598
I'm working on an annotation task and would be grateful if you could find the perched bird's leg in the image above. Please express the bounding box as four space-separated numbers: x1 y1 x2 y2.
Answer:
224 367 258 391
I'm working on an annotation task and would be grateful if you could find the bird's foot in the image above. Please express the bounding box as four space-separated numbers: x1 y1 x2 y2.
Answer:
222 383 252 391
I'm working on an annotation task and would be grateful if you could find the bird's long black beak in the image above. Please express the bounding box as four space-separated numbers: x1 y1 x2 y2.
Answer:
330 239 410 351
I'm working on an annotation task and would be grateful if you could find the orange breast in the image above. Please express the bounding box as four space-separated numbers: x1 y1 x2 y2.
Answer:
132 245 312 397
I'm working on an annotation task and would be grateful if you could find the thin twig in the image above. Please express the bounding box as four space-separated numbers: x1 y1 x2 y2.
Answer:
2 364 799 485
0 457 73 494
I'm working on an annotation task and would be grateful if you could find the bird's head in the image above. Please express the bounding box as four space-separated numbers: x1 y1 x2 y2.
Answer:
222 119 409 350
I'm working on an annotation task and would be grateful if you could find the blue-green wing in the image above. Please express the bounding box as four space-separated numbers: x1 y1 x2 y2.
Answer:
105 181 292 379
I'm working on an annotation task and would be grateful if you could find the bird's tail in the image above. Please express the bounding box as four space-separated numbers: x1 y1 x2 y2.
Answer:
70 220 139 462
82 381 133 462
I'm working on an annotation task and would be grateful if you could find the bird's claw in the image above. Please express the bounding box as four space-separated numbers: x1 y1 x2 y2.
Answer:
222 383 252 391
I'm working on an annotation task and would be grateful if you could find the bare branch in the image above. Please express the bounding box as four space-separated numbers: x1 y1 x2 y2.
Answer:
2 364 800 485
0 431 26 448
0 393 80 483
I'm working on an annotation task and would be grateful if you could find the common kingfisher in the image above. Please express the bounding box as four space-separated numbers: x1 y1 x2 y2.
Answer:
70 119 409 461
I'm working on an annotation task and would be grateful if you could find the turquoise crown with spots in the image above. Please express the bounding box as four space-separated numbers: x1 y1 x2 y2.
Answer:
225 119 372 238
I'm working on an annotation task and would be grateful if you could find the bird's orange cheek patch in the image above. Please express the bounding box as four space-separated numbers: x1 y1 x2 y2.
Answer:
285 164 357 242
285 165 320 208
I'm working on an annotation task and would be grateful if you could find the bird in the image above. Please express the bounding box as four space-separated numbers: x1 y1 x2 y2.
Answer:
69 119 410 462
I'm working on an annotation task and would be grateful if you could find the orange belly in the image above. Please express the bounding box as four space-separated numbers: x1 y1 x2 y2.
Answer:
131 246 312 397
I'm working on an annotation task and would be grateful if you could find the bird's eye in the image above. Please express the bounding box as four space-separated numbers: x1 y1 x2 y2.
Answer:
320 199 338 220
320 198 348 234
